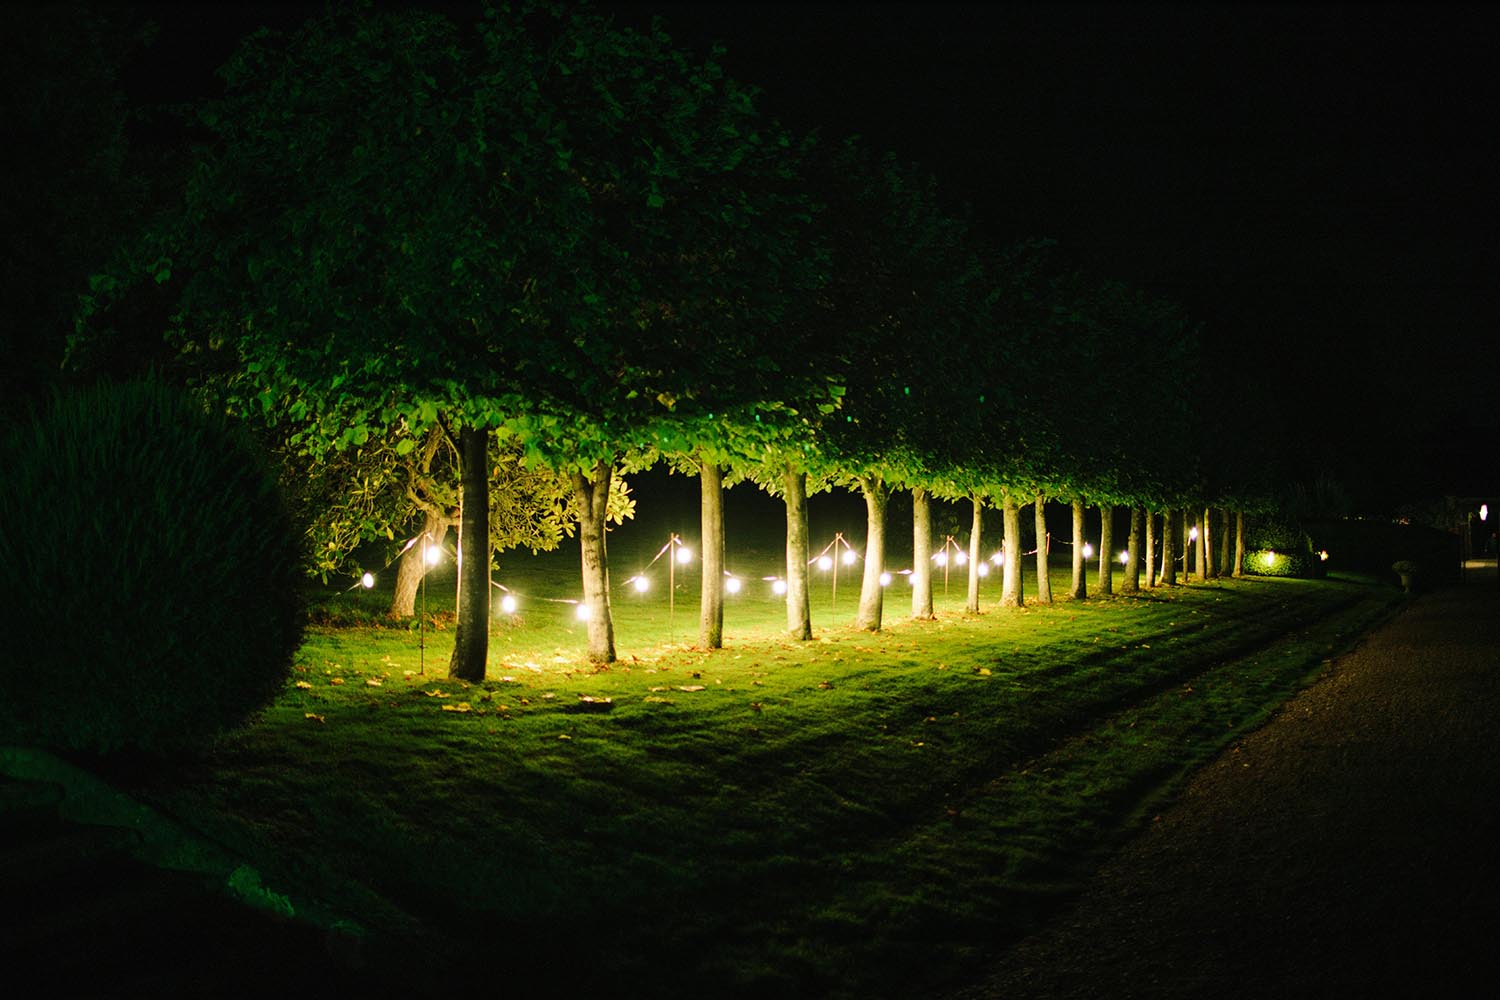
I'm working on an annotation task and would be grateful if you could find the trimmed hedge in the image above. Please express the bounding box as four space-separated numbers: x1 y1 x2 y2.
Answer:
0 379 304 753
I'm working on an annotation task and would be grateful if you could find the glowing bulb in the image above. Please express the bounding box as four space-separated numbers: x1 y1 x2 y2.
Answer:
1481 504 1489 522
879 572 892 587
841 548 857 566
360 572 375 589
976 562 990 577
934 552 948 567
817 555 833 571
500 594 517 614
990 552 1003 565
1082 544 1094 559
424 545 441 566
1319 550 1330 562
676 545 693 565
772 579 788 595
633 576 650 593
725 577 742 594
575 603 591 622
1118 551 1129 565
907 574 916 586
955 551 968 565
1189 527 1199 542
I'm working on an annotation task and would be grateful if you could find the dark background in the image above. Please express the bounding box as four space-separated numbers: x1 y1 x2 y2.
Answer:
101 2 1500 505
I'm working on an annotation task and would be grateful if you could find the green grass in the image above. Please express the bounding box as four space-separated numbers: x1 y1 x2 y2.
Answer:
101 541 1402 998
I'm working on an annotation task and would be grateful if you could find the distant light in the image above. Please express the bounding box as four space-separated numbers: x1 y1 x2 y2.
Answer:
424 545 441 566
772 579 788 595
676 545 693 565
1082 543 1094 559
575 603 591 622
1318 550 1330 562
955 551 968 565
990 551 1003 565
841 548 857 566
1482 504 1489 522
1118 551 1129 565
934 552 948 567
361 572 375 589
725 576 742 594
879 572 892 587
1189 526 1199 542
633 575 650 593
500 594 518 614
976 562 990 577
817 555 834 571
907 574 916 586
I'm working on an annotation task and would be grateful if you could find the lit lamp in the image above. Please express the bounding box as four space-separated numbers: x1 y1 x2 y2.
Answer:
500 594 518 614
1082 543 1094 559
772 578 788 595
632 575 650 593
361 572 375 589
725 576 742 594
818 555 834 571
1118 551 1129 566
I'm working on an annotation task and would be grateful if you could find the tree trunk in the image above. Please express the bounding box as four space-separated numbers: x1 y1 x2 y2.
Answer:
447 426 490 683
1001 494 1025 607
1218 507 1233 576
1123 507 1142 593
1161 507 1178 585
572 460 616 664
1144 509 1156 588
1233 509 1246 577
1197 506 1211 582
1069 498 1087 600
854 475 887 631
1096 503 1114 595
389 510 454 618
783 467 812 640
911 487 934 620
965 494 983 613
699 458 725 649
1034 495 1053 603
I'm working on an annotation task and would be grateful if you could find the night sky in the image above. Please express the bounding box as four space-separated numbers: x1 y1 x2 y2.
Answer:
124 1 1499 502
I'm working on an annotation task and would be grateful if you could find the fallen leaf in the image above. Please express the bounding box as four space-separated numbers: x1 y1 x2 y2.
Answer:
643 696 674 704
441 702 472 713
329 677 344 686
365 678 383 687
304 713 325 723
294 681 313 690
424 689 449 698
676 685 706 692
818 680 833 690
557 733 572 740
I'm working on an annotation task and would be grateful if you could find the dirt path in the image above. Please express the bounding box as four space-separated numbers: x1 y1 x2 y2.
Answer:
952 570 1500 999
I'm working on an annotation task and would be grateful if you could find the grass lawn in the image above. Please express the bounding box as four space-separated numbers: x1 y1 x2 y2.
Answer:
97 522 1403 998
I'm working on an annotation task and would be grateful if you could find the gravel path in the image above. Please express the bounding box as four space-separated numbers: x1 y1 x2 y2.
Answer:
952 569 1500 999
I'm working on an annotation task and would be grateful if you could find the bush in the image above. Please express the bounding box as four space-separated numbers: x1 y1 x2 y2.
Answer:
1304 517 1460 588
1242 514 1320 578
0 379 304 753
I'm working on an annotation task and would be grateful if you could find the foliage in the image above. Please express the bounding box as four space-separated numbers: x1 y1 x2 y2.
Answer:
0 379 303 753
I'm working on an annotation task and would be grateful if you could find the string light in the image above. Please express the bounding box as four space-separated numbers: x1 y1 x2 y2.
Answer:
1082 543 1094 559
575 603 591 622
725 577 742 594
955 551 968 565
424 544 441 567
976 562 989 577
934 552 948 567
772 579 788 595
675 545 693 565
361 572 375 589
632 575 650 593
500 594 518 614
841 548 857 567
818 555 834 571
879 572 892 587
1118 551 1129 565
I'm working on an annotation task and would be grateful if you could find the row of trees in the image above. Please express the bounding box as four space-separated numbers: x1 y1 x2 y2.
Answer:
72 2 1279 678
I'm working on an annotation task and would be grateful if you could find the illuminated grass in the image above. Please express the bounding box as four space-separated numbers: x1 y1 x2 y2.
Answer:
110 554 1399 998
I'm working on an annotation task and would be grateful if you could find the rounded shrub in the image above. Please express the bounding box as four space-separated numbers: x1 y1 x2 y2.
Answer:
0 379 304 754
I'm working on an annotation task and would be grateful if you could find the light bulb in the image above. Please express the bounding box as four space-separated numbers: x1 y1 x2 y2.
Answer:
879 572 892 587
361 572 375 589
424 545 441 566
676 546 693 565
633 576 650 593
500 595 517 614
725 577 742 594
575 603 591 622
841 548 857 566
817 555 833 571
772 579 788 595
